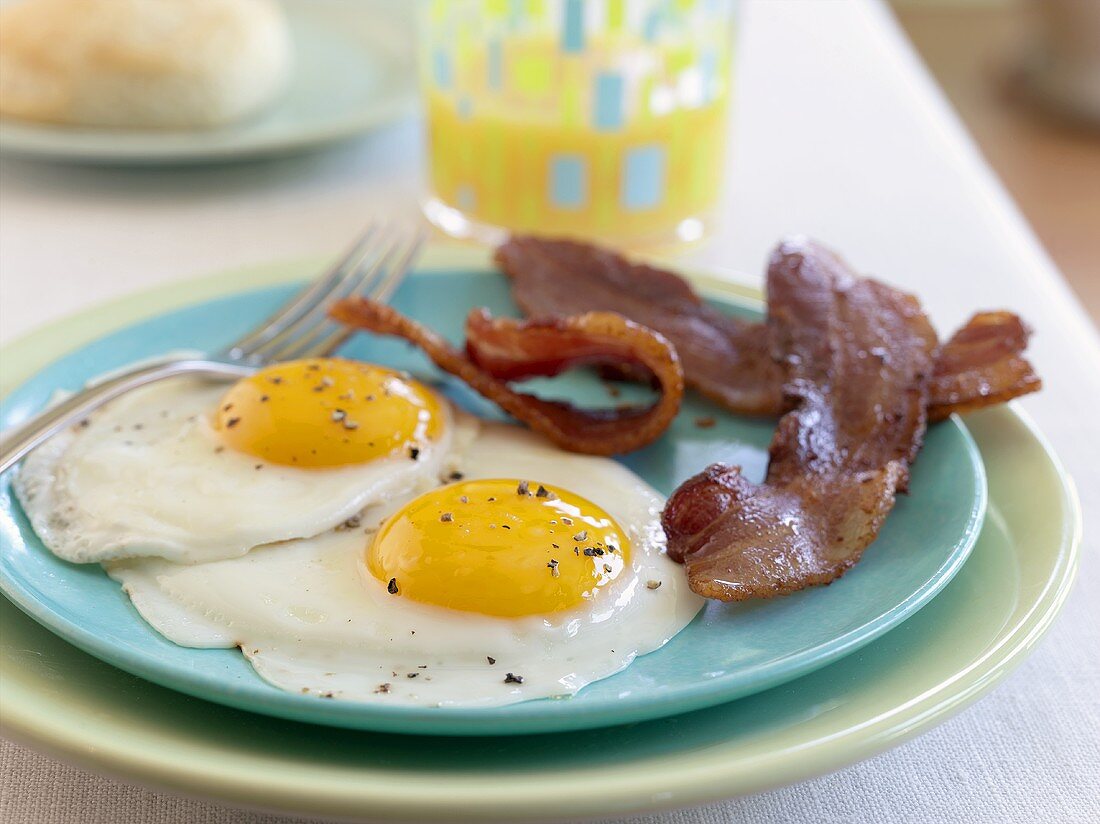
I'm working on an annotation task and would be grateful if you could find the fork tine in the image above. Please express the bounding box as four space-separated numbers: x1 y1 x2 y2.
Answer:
223 221 381 360
275 227 426 362
243 225 396 364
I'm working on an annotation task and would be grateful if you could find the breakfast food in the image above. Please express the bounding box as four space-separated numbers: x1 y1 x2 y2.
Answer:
108 424 703 706
328 304 685 456
0 0 291 129
494 236 1041 421
484 235 1040 600
930 311 1042 417
497 235 785 415
663 238 937 601
15 359 466 564
11 229 1045 709
329 239 1042 602
16 354 701 706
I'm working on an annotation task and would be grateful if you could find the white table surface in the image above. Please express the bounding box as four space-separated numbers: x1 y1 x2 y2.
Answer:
1 1 1097 822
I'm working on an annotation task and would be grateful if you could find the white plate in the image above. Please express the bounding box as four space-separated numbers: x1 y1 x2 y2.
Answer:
0 0 418 165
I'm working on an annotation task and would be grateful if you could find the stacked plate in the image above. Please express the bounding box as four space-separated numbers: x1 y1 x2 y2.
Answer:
0 246 1080 821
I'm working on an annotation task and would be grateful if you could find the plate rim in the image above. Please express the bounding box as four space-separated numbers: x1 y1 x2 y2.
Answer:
0 249 1082 821
0 248 986 735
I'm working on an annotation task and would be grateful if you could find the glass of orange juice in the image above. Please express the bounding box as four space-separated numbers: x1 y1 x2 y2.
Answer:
419 0 738 246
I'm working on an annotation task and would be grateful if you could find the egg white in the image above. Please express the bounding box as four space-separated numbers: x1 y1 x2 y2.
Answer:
107 423 705 707
15 376 472 564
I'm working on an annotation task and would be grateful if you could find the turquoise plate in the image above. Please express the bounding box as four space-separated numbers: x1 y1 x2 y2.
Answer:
0 260 986 736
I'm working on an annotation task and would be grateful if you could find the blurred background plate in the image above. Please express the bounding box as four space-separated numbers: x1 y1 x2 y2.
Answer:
0 0 417 165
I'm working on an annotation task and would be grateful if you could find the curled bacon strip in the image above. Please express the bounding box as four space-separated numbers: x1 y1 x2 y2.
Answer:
495 237 1040 420
496 236 785 415
662 238 938 601
329 299 684 456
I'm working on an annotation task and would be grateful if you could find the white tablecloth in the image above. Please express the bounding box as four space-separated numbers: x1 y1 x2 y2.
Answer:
1 1 1097 822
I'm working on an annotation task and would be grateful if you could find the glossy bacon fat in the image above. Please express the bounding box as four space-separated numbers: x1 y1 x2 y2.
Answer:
329 300 684 456
495 237 1040 421
662 238 938 601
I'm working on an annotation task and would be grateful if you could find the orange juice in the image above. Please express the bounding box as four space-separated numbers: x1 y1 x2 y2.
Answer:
420 2 737 244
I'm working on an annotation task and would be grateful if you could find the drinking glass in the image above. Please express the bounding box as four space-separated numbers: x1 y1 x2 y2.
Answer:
419 0 738 246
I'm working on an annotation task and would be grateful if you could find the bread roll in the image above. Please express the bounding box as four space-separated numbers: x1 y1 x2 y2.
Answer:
0 0 292 129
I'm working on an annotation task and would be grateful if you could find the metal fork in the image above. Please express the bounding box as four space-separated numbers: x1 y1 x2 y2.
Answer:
0 221 425 475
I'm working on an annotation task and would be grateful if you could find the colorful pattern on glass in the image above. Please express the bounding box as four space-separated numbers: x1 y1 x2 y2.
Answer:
422 0 737 241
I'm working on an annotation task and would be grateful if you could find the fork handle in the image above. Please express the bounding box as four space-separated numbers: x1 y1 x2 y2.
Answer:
0 359 252 476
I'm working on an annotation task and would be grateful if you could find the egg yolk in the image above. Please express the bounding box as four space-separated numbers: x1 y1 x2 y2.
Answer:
368 479 631 618
214 359 443 468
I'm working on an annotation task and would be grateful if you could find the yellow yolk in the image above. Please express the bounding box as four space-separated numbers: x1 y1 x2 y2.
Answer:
368 479 631 618
214 359 443 468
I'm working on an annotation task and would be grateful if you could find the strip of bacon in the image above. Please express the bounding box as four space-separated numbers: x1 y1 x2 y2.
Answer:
495 237 1040 420
496 235 785 415
329 300 684 456
928 311 1041 421
662 239 938 601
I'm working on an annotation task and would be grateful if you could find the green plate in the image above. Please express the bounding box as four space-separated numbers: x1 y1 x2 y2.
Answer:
0 247 1080 820
0 1 416 165
0 248 984 735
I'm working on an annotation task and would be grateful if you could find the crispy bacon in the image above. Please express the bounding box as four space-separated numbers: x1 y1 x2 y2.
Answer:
662 238 938 601
329 299 684 456
928 311 1041 421
495 237 1040 420
495 236 785 415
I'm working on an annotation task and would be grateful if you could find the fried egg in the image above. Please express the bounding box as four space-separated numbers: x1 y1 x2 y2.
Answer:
15 359 471 564
108 424 704 707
